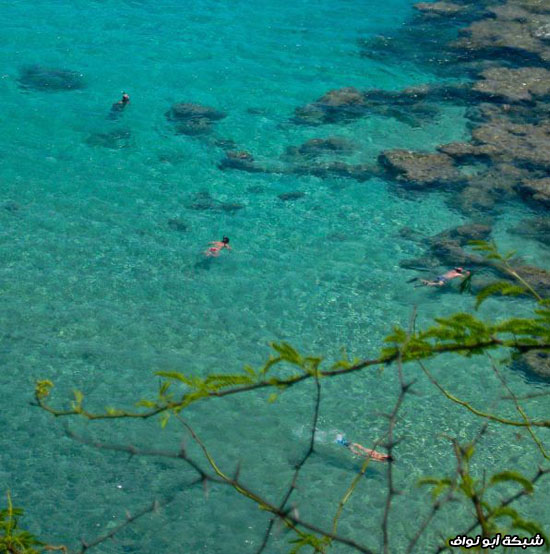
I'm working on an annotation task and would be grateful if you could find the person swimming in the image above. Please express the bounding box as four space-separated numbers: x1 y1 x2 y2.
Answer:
205 236 231 257
336 434 393 462
420 267 470 287
108 92 130 120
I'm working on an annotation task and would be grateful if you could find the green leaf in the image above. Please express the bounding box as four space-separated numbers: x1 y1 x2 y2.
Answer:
489 471 533 494
475 282 527 309
155 371 193 385
160 413 170 429
270 342 303 366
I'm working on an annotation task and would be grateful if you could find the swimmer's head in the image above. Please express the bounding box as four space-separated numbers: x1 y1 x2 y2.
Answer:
455 267 464 273
122 92 130 103
222 236 229 244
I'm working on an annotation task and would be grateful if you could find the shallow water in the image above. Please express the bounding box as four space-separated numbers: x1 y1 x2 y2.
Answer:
1 0 549 552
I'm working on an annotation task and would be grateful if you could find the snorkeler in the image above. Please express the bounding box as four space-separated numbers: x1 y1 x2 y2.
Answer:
336 434 393 462
108 92 130 119
205 236 231 257
420 267 470 287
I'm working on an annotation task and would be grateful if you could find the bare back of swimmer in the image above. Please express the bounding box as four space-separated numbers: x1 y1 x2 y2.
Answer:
205 236 231 257
336 434 393 462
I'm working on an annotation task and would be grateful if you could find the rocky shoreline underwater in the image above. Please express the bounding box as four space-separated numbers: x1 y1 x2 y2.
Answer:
14 0 550 380
217 0 550 380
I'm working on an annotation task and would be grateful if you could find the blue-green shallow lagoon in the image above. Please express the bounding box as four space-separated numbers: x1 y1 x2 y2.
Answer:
1 0 550 552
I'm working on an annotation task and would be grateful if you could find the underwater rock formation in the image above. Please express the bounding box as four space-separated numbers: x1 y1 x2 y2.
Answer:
293 85 447 126
414 2 463 16
187 191 244 213
278 191 305 201
167 219 188 232
452 2 550 63
85 128 131 149
510 217 550 246
283 137 355 160
166 102 226 135
515 178 550 207
471 120 550 170
378 149 463 188
473 67 550 103
18 65 86 91
218 150 262 172
428 223 493 245
514 350 550 381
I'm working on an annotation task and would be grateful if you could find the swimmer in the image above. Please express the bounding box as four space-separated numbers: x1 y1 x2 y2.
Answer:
205 236 231 257
336 434 393 462
108 92 130 119
420 267 470 287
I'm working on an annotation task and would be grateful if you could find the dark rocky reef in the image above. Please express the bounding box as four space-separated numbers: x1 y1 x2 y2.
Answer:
278 191 305 201
293 86 444 127
399 222 491 271
510 217 550 246
167 218 188 232
218 145 378 182
218 150 262 172
165 103 226 136
513 350 550 381
2 201 20 213
414 2 464 16
471 120 550 171
472 67 550 103
18 65 86 92
187 191 244 213
515 178 550 207
293 161 377 182
85 128 131 149
452 1 550 64
378 150 464 189
283 137 355 161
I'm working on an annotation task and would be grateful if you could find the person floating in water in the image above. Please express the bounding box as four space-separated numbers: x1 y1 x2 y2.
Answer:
420 267 470 287
108 92 130 120
336 434 393 462
205 236 231 257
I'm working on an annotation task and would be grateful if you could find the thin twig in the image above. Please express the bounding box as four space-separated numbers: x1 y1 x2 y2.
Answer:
256 373 322 553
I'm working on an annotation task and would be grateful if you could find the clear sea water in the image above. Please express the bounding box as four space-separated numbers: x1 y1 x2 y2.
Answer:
1 0 549 552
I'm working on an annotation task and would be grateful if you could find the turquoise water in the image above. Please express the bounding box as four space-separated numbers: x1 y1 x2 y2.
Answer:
1 0 550 552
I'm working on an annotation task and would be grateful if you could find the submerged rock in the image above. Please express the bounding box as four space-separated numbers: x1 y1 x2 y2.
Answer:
510 217 550 246
3 201 20 213
293 161 377 182
18 65 86 91
293 85 447 126
278 191 305 201
452 10 550 64
283 137 355 160
471 120 550 170
428 223 492 246
218 150 261 172
515 178 550 207
514 350 550 381
473 67 550 103
85 128 131 149
166 102 226 135
167 103 226 121
414 2 463 15
187 191 244 213
293 87 367 125
378 149 462 188
167 218 188 232
437 141 499 161
509 264 550 296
